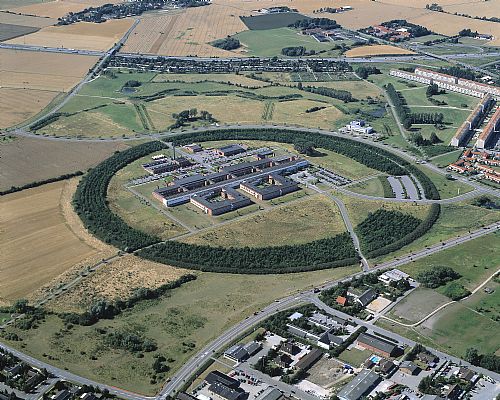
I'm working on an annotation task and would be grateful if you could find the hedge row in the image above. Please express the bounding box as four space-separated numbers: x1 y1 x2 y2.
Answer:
0 171 84 196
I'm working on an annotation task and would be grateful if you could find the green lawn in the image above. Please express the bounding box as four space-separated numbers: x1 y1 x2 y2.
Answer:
233 28 347 58
338 347 369 367
430 149 462 168
417 165 474 199
397 231 500 291
348 176 387 197
1 265 360 395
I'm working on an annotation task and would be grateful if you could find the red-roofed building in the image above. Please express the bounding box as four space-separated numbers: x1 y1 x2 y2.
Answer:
336 296 348 306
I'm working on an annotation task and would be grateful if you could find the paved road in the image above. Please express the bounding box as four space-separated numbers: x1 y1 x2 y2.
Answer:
309 184 369 271
157 222 499 398
16 18 140 131
1 222 497 400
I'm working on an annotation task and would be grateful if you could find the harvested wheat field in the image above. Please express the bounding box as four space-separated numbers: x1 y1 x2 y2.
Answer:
7 18 133 50
409 13 500 46
0 88 59 129
0 11 56 28
442 0 500 19
9 0 124 18
48 256 187 313
123 2 251 57
0 179 115 304
345 44 415 57
0 135 129 190
0 49 98 91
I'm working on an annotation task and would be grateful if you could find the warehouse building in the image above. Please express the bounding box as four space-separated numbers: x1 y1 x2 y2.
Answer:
338 369 381 400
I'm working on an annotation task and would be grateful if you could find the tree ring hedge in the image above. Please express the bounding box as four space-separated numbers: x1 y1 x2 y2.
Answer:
73 128 440 274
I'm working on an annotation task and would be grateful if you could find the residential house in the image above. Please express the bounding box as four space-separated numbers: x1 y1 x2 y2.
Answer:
400 361 421 375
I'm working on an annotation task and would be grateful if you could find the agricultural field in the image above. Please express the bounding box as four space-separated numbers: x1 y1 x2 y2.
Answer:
344 45 415 57
0 135 129 190
0 265 359 394
6 18 133 50
6 0 123 18
0 180 115 304
0 48 98 128
181 194 347 248
0 22 39 41
0 11 56 27
122 0 253 57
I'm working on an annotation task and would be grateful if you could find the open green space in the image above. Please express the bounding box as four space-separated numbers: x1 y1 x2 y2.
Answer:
397 231 500 291
181 194 347 248
338 347 369 367
0 265 359 395
416 165 474 199
347 176 387 197
233 27 349 58
430 149 462 168
371 202 499 265
37 69 396 138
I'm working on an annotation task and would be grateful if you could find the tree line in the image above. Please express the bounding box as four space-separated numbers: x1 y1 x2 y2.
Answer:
212 37 240 50
0 171 83 196
385 83 443 129
61 274 197 326
289 17 340 30
301 85 354 102
73 127 440 273
356 209 422 253
362 204 441 259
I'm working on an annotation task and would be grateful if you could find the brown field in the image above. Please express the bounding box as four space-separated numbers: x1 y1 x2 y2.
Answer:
0 135 129 190
408 13 500 46
442 0 500 19
123 1 252 57
0 49 98 91
0 88 59 129
7 18 133 50
345 44 415 57
47 256 187 313
0 11 56 27
0 49 97 127
0 179 115 304
9 0 124 18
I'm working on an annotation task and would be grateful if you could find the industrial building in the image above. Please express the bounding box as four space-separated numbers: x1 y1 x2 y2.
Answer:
356 333 399 358
216 144 247 157
451 94 494 147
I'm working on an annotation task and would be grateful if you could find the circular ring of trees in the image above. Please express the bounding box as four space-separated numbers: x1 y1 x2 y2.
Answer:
73 127 440 274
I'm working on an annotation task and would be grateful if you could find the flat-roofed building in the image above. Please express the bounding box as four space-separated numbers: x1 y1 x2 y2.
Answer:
190 186 252 216
240 174 299 200
477 107 500 149
451 94 494 147
216 144 247 157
